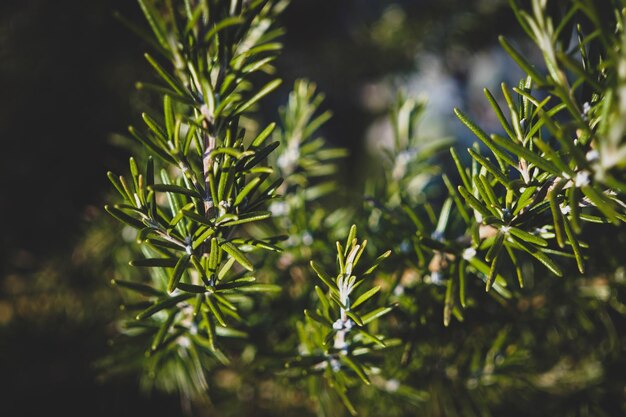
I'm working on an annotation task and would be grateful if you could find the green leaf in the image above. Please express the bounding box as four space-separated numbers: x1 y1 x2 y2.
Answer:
518 199 551 223
498 35 547 86
213 290 240 313
568 186 582 233
144 53 186 96
473 175 500 215
581 185 619 224
251 122 277 147
151 310 178 351
215 326 248 338
190 255 210 286
458 259 467 307
500 83 524 144
192 227 216 250
168 202 194 230
443 278 453 327
111 279 163 297
206 295 227 327
208 238 220 276
130 258 178 268
355 327 387 348
163 95 175 139
113 10 169 57
579 213 613 223
467 257 511 298
136 293 194 320
242 56 277 75
486 232 505 262
200 310 217 351
304 110 333 140
216 276 256 290
533 137 574 177
220 241 254 271
128 126 176 164
217 165 235 202
549 188 566 248
467 148 511 188
315 286 331 318
180 122 197 158
345 310 363 327
361 306 393 325
454 108 517 168
219 211 271 226
145 237 184 251
304 309 333 327
236 283 281 293
557 50 602 92
485 250 501 292
401 203 425 231
107 172 130 201
513 185 537 215
344 225 358 256
203 16 245 42
310 261 340 294
242 141 280 170
230 237 282 252
235 79 282 115
182 209 214 227
509 235 563 277
209 147 249 160
507 227 548 247
362 250 391 275
176 282 207 294
135 82 193 105
450 147 471 190
231 43 283 69
150 183 200 198
435 198 454 234
137 0 169 52
233 176 263 207
214 92 242 117
335 387 358 416
304 181 336 200
563 216 585 274
351 286 380 310
457 185 492 218
339 355 371 385
505 245 524 288
490 133 561 175
105 205 145 229
168 254 191 293
442 175 471 224
484 88 515 140
183 1 204 31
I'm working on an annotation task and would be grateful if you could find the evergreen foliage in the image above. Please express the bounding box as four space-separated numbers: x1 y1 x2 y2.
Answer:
104 0 626 415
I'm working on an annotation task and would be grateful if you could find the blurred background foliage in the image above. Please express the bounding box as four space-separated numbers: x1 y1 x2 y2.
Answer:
2 0 625 416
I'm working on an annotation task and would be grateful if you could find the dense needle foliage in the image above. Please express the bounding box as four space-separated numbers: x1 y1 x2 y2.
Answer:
100 1 626 416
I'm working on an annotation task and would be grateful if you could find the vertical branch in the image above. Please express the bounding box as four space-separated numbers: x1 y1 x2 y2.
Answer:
333 289 349 352
201 115 216 216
